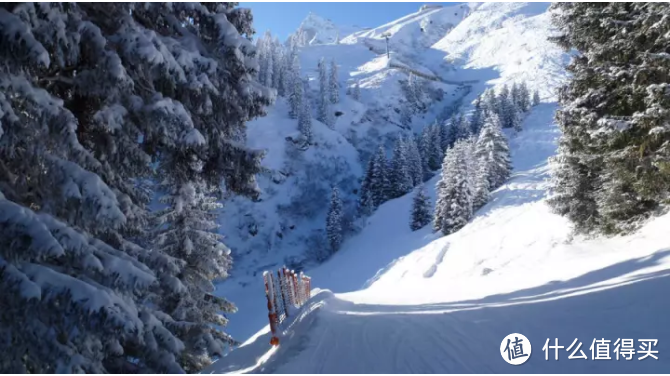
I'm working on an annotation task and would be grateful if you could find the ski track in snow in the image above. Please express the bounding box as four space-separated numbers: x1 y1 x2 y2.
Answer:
423 243 448 279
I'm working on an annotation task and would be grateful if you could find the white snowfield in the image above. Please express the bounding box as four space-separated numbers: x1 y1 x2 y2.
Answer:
206 3 670 373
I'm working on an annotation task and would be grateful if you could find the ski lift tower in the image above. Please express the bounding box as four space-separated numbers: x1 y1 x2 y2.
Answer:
382 32 391 59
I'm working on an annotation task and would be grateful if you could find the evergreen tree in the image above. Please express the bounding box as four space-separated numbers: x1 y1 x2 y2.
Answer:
271 37 283 91
518 82 531 112
276 46 288 96
472 161 491 210
454 112 471 141
532 90 541 106
263 33 274 88
405 135 424 186
317 57 329 125
410 184 432 231
329 59 339 104
326 187 343 253
548 2 670 233
353 82 361 100
428 123 444 171
483 88 499 120
497 84 519 129
433 141 473 235
389 136 413 198
358 159 376 216
152 181 234 373
461 136 477 194
409 73 424 106
469 96 485 135
419 126 434 173
0 3 271 373
511 82 521 109
404 73 424 111
474 114 512 190
298 91 313 144
547 143 601 230
442 116 457 150
288 55 302 119
370 146 390 207
256 32 269 85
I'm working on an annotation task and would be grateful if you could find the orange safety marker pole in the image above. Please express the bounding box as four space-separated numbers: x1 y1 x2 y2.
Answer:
263 272 280 346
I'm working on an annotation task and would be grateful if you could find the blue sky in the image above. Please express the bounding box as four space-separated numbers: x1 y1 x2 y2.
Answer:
241 3 459 40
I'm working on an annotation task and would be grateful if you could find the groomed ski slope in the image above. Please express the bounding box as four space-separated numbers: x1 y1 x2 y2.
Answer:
204 103 670 373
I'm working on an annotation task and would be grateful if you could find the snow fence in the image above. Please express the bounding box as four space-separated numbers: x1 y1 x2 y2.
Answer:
263 268 311 346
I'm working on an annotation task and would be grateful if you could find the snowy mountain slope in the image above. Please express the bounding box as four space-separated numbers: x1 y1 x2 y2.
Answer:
204 103 670 374
288 12 364 46
214 2 568 343
430 2 569 101
342 4 469 58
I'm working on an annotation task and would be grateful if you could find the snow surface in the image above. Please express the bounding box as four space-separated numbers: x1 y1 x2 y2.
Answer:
211 4 669 372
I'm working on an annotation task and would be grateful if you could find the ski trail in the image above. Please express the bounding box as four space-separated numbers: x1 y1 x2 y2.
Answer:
423 243 449 278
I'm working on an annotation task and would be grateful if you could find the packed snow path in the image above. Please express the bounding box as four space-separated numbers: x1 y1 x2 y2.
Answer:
204 104 670 373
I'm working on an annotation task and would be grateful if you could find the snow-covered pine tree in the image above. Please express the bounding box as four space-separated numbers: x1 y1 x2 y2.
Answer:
474 113 512 190
288 55 302 119
441 116 458 151
317 57 329 125
461 136 477 195
353 82 361 100
548 2 670 233
419 126 434 173
511 82 521 109
427 124 444 171
298 88 313 144
0 2 272 373
483 88 499 120
272 37 283 91
497 84 518 129
518 82 531 112
433 140 473 235
370 146 390 207
405 135 424 186
256 33 268 85
145 3 274 372
404 72 425 111
326 187 344 253
152 180 234 373
410 184 432 231
547 143 601 230
275 43 288 97
454 112 471 141
358 158 376 216
469 95 484 135
264 34 275 89
472 159 492 210
532 90 541 106
389 136 413 198
329 59 339 104
404 73 418 109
